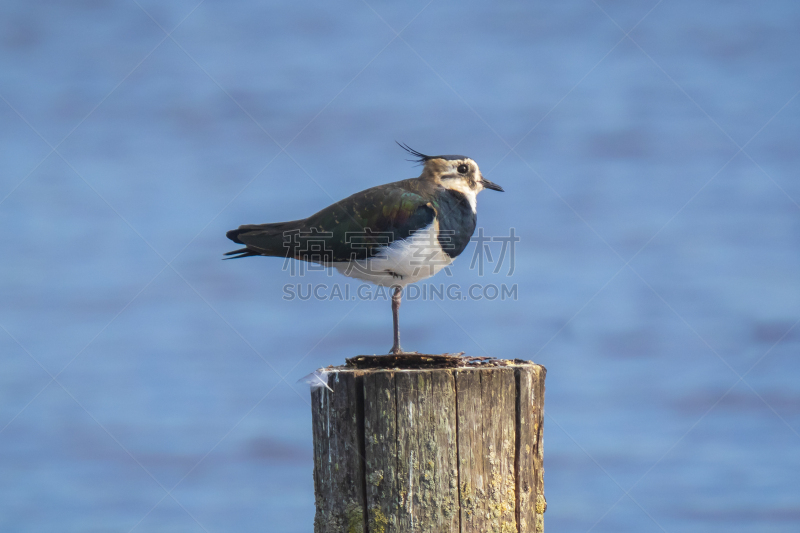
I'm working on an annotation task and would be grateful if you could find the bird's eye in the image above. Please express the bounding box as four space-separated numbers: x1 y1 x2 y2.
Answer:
457 164 469 174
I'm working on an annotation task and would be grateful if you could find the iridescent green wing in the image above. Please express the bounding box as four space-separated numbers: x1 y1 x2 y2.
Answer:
300 182 435 262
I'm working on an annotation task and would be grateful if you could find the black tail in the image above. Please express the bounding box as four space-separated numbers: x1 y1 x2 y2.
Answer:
222 248 259 260
226 225 265 244
224 220 305 260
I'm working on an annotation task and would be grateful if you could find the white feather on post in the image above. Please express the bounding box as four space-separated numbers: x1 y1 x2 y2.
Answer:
298 370 333 392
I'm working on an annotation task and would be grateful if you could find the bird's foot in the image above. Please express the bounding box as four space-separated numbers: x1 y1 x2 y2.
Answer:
385 270 404 280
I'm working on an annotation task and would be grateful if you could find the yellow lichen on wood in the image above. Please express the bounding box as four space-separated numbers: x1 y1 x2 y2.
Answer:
344 500 363 533
369 507 388 533
368 470 384 487
536 494 547 514
461 481 477 520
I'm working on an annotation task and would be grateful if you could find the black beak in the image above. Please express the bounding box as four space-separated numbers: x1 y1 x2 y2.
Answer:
481 178 504 192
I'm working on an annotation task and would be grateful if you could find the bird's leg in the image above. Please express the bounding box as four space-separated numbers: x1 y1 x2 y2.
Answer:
389 286 403 354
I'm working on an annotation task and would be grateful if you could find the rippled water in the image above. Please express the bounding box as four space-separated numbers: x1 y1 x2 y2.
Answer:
1 1 799 532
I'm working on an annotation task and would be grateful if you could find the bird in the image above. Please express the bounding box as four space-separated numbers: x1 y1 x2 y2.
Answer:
224 143 503 354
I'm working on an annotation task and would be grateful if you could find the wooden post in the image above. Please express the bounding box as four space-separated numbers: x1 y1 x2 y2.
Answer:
311 359 546 533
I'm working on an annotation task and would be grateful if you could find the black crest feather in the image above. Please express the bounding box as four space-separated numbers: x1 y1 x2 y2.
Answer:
395 141 431 165
396 141 469 165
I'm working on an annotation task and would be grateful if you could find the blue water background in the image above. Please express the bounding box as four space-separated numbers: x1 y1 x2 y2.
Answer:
1 1 799 531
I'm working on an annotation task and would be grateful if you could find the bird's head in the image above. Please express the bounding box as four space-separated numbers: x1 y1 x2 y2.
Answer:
397 143 504 200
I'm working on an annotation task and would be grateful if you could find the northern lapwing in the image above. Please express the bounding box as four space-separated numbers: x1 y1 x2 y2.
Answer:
225 143 503 354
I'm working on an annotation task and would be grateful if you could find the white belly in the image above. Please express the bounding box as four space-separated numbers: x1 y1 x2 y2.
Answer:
330 223 453 287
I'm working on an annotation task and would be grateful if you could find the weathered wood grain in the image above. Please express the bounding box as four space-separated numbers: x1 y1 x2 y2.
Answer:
311 371 366 533
363 370 398 533
395 370 460 532
455 367 517 532
310 362 545 533
516 365 547 533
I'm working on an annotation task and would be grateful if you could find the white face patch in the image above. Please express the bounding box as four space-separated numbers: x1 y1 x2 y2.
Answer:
440 159 481 213
421 157 483 213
